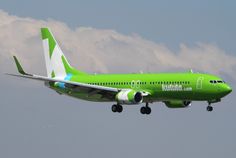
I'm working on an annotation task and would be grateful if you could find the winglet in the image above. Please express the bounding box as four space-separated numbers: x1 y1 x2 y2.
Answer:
13 56 31 75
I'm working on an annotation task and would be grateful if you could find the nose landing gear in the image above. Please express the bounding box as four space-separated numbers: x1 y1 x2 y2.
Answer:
207 102 213 112
206 99 221 112
207 105 213 112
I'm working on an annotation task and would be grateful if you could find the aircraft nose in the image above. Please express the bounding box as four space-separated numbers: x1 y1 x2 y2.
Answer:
223 85 232 95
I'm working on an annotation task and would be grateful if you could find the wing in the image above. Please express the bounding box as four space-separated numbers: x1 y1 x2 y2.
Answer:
7 73 119 101
7 56 119 101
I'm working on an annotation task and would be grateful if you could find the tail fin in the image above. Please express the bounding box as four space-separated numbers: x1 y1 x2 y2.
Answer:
41 28 86 78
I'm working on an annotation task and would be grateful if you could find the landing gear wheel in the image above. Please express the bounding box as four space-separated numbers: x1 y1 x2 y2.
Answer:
111 104 123 113
111 104 117 112
146 106 151 115
117 104 123 113
140 103 152 115
207 105 213 112
140 107 146 114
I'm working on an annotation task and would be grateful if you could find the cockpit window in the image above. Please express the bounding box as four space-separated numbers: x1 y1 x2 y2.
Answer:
210 80 225 84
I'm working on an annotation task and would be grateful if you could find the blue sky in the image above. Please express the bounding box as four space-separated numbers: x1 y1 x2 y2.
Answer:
0 0 236 158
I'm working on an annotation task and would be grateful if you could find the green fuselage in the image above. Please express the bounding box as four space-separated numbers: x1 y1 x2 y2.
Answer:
50 72 231 103
10 28 233 113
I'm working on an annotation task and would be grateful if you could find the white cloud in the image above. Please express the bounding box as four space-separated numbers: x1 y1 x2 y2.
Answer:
0 10 235 80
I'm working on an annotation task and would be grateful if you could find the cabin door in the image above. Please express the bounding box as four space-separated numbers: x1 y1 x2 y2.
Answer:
196 77 204 89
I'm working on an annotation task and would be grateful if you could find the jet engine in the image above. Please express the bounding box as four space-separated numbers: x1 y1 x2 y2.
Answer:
116 90 143 104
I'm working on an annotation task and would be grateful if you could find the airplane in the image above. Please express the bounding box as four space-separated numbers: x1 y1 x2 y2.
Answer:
8 28 232 115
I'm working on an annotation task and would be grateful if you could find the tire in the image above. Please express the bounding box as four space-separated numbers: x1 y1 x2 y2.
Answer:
140 107 146 114
146 107 151 115
117 105 123 113
112 104 117 112
207 106 213 112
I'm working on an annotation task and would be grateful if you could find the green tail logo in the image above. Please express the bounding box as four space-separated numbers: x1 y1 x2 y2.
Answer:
41 28 87 78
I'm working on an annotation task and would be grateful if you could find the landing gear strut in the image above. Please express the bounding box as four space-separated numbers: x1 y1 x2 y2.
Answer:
140 103 151 115
207 102 213 112
111 104 123 113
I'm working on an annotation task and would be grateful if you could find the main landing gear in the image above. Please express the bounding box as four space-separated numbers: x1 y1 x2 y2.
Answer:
140 103 151 115
111 103 152 114
111 104 123 113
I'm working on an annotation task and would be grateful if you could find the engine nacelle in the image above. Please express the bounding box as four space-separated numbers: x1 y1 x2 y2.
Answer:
165 100 191 108
116 90 143 105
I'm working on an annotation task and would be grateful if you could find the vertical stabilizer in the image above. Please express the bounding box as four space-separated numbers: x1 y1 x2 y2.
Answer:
41 28 86 78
